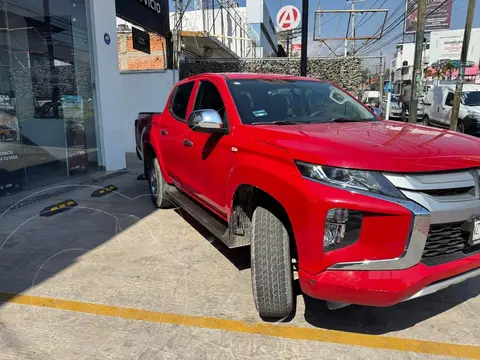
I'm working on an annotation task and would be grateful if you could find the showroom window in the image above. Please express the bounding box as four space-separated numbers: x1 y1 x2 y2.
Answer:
0 0 98 197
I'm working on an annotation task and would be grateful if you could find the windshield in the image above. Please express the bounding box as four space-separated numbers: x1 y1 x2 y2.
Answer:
227 79 377 125
462 91 480 107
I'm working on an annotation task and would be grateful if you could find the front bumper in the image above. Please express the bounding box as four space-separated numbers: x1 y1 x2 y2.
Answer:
296 170 480 307
299 252 480 306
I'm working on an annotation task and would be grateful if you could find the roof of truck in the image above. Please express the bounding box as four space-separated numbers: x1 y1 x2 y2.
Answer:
184 73 323 82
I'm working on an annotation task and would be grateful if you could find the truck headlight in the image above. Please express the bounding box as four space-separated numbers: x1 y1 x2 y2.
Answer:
296 161 405 199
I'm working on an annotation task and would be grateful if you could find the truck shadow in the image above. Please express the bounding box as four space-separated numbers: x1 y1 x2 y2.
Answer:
301 280 479 334
173 202 479 333
175 209 251 271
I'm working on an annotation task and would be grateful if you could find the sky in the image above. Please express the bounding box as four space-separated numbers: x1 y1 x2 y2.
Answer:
170 0 480 58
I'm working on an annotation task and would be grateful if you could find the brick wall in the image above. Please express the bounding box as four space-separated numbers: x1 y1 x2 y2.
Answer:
118 32 166 71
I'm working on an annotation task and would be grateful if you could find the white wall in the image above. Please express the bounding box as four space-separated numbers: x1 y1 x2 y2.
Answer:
119 70 177 153
89 0 125 170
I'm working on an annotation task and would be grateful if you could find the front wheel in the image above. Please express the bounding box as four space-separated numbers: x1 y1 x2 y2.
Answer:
251 206 294 319
0 134 5 142
148 157 171 208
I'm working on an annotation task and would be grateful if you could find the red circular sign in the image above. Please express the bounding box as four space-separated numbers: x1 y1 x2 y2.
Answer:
277 5 301 31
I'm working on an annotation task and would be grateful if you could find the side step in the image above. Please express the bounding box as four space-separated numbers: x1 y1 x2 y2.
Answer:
167 189 235 247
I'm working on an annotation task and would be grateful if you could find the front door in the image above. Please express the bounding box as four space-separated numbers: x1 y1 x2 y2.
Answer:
441 92 455 127
187 79 234 217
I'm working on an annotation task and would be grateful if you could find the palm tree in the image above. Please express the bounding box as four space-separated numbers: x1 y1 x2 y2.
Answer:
442 60 458 80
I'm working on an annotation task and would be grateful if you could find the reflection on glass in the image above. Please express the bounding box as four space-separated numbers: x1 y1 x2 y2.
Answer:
0 0 98 197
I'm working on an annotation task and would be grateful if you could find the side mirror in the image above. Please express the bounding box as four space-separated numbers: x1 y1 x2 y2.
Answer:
187 109 227 134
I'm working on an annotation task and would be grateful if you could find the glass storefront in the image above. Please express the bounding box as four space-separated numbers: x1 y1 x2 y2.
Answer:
0 0 97 197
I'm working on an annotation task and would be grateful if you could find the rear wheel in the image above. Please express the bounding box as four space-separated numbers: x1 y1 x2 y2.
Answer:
457 120 465 133
251 206 294 319
148 157 171 208
423 115 430 126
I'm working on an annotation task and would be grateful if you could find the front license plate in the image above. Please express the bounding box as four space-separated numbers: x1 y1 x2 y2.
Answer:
470 219 480 246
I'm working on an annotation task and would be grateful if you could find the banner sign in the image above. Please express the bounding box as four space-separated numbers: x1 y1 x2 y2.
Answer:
405 0 453 33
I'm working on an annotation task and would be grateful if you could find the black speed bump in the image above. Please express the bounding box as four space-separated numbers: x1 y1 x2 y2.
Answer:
40 200 78 217
91 185 118 197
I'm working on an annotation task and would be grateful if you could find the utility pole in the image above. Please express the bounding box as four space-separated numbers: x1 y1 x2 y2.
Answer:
379 53 384 102
451 0 476 131
408 0 426 124
300 0 309 76
345 0 365 56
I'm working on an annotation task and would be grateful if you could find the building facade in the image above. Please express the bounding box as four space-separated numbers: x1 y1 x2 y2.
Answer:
0 0 175 198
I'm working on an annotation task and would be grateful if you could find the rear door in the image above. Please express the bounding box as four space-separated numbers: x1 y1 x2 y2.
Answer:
159 81 195 187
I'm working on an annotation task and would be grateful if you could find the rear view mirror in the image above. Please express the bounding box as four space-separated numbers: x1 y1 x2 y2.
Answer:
187 110 227 134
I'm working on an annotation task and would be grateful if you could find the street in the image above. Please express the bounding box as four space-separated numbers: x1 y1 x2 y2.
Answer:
0 155 478 360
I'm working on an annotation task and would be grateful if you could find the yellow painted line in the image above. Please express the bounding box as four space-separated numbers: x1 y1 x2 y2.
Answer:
0 292 478 359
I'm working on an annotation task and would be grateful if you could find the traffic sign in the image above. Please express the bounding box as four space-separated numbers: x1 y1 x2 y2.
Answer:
385 82 391 93
277 5 301 31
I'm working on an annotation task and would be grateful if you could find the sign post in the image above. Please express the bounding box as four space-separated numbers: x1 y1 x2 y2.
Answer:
385 82 392 121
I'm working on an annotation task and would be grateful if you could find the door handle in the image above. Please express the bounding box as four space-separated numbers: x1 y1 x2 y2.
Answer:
161 129 168 136
183 139 193 147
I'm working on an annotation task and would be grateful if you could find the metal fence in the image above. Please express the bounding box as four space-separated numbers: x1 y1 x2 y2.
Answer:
180 56 383 94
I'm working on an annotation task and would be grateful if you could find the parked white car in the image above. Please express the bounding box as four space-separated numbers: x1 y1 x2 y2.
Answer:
422 84 480 134
381 94 424 121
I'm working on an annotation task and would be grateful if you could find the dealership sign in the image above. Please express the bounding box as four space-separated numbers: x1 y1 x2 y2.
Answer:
277 6 301 31
116 0 169 36
405 0 453 33
138 0 161 14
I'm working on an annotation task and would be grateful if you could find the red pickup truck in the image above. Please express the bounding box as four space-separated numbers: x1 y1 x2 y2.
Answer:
135 73 480 318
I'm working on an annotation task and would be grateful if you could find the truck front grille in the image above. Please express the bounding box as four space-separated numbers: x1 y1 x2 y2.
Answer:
422 222 480 265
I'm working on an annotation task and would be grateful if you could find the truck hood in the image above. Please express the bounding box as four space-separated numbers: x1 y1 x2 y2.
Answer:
252 121 480 173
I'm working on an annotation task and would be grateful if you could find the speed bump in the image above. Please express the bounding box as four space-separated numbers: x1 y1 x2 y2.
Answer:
91 185 118 197
40 200 77 217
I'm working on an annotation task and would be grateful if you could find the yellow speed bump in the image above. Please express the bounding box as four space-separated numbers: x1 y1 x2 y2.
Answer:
40 200 77 217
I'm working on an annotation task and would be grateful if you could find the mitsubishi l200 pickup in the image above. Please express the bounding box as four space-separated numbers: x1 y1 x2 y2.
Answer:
135 73 480 318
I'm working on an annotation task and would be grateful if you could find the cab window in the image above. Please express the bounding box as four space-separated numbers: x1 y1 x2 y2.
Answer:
445 92 454 107
170 82 195 121
194 81 226 120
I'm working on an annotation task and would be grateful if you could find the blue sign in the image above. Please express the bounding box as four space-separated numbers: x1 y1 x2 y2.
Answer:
385 82 392 93
104 33 111 45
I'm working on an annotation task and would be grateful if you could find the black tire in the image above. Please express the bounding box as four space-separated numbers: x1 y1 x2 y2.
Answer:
148 157 171 208
0 134 5 142
457 120 465 133
251 206 293 319
423 115 430 126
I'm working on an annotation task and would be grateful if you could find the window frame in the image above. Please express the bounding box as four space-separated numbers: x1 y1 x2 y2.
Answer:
445 92 455 107
169 81 195 122
192 79 230 131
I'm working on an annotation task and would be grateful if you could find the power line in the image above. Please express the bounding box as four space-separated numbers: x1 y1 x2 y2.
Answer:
360 0 453 55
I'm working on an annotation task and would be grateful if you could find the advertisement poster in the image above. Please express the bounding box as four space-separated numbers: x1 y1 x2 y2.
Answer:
405 0 453 33
428 29 480 80
0 94 24 196
62 95 88 175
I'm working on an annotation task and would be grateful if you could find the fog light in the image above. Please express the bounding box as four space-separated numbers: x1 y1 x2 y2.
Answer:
324 209 363 251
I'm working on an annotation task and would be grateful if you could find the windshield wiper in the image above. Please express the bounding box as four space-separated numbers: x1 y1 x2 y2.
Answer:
252 120 310 125
330 118 374 123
